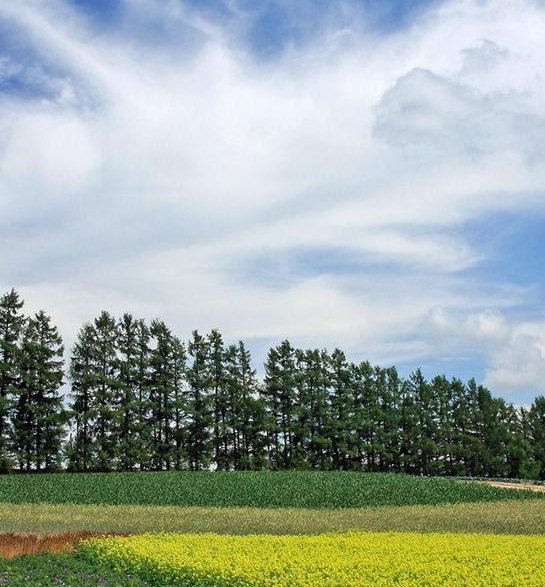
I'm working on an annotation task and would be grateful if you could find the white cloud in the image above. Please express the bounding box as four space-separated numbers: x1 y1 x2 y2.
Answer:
1 0 545 402
425 307 545 399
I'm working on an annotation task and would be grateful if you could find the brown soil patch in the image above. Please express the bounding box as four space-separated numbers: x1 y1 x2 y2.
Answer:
483 481 545 493
0 531 126 559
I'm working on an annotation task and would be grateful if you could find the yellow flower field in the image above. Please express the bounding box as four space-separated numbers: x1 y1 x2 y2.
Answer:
80 531 545 587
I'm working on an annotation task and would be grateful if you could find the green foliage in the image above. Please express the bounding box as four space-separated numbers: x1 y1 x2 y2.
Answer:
13 310 66 472
0 552 154 586
0 471 541 509
0 288 25 466
2 289 545 478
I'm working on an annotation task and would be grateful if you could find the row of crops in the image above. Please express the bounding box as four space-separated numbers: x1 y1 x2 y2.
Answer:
77 531 545 587
2 529 544 587
0 470 541 507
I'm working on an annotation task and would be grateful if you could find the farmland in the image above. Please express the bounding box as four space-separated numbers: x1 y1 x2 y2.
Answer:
80 531 545 587
0 470 540 508
0 472 544 586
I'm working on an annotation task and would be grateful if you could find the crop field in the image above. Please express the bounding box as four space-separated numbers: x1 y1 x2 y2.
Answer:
0 472 543 586
0 470 541 507
1 499 545 535
79 531 545 587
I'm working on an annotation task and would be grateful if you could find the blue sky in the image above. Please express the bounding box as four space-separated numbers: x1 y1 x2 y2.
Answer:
1 0 545 404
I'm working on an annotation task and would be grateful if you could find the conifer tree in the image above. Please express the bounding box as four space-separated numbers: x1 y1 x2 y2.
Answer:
407 368 438 475
116 314 150 471
353 361 381 472
208 329 229 470
186 330 212 470
68 312 119 472
0 289 25 471
13 311 66 471
67 323 97 471
528 396 545 480
92 311 119 471
148 320 180 470
294 349 331 469
326 349 356 470
170 335 188 471
225 342 266 470
264 340 298 469
376 366 403 472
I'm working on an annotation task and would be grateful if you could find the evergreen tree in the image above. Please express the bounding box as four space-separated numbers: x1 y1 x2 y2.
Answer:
502 403 538 479
0 289 25 471
116 314 150 471
407 369 438 475
186 330 212 470
528 396 545 480
148 320 182 470
376 366 403 472
398 376 419 474
294 349 331 469
13 311 66 471
208 330 229 470
326 349 357 470
171 335 188 471
68 323 98 471
263 341 298 469
444 377 471 476
68 312 119 472
92 312 119 471
352 361 380 472
225 342 266 470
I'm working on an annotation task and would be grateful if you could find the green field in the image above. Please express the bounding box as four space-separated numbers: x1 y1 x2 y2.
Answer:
0 472 543 586
0 471 540 508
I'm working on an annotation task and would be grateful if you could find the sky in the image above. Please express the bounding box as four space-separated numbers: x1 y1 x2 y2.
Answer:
1 0 545 405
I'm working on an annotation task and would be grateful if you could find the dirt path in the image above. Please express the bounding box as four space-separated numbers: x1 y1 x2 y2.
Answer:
0 531 127 558
482 481 545 493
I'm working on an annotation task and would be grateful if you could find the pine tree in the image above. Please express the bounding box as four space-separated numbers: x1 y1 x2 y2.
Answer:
351 361 378 472
295 349 331 469
407 369 438 475
326 349 357 470
148 319 182 470
68 312 119 472
263 341 298 469
528 396 545 480
116 314 150 471
186 330 212 470
92 312 119 471
225 342 266 470
376 366 403 472
0 289 25 471
208 330 229 470
171 335 188 471
68 323 97 471
13 311 66 471
502 404 538 479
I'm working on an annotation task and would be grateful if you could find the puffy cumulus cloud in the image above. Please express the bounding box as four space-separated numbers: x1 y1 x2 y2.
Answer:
373 66 545 163
1 0 545 401
425 308 545 401
483 322 545 399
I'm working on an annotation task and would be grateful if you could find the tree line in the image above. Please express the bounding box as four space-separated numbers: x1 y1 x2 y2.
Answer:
1 288 545 478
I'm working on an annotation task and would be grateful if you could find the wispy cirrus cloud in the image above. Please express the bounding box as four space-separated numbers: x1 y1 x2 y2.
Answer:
1 0 545 401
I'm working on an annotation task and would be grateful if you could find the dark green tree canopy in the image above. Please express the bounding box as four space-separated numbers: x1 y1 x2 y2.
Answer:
1 289 544 479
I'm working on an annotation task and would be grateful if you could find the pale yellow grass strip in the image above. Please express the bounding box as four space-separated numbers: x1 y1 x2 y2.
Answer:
0 500 544 535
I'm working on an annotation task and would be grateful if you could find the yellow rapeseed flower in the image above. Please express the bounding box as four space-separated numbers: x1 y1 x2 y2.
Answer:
80 531 545 587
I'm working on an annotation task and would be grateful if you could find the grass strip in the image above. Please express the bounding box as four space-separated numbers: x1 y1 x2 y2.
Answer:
1 499 544 535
